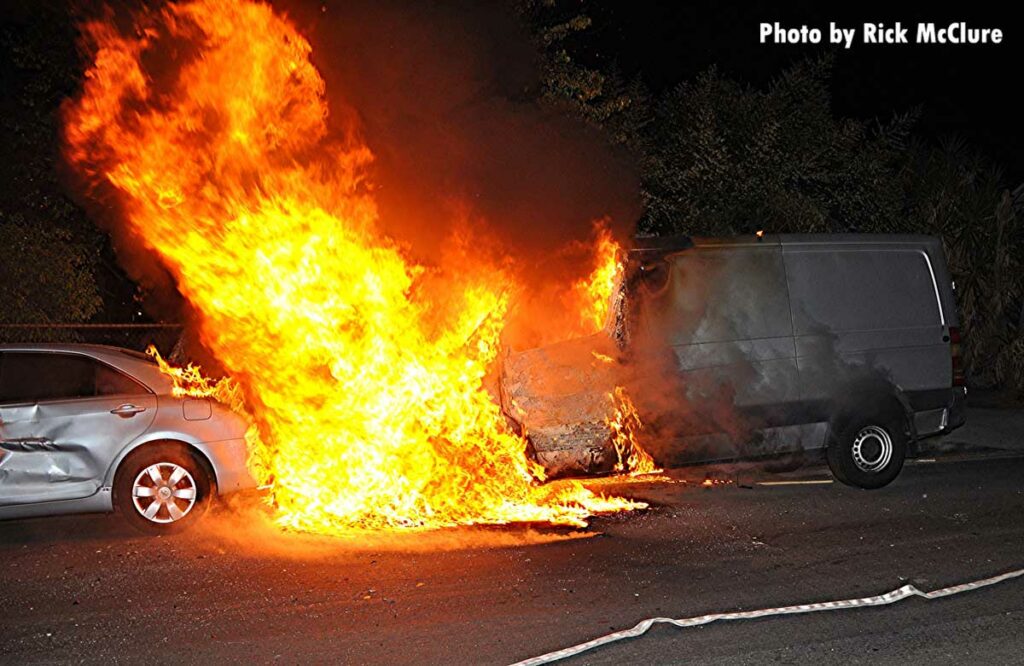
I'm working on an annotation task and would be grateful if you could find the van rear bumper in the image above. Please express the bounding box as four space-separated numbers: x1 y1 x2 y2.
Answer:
912 386 967 439
945 386 968 431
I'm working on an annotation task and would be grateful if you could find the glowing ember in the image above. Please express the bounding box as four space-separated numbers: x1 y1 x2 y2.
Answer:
64 0 643 532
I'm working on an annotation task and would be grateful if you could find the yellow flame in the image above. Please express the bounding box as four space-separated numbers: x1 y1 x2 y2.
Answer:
608 387 660 476
65 0 643 533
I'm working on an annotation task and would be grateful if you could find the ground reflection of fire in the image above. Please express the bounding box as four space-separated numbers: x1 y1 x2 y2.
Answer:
64 0 652 534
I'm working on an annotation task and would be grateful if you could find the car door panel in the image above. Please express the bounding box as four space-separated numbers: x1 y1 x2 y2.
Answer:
634 243 800 462
0 395 157 506
0 351 158 507
784 247 949 404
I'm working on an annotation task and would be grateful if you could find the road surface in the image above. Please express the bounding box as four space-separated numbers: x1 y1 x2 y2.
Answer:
1 450 1022 664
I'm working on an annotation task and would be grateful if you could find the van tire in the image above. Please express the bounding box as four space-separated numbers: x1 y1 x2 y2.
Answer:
826 415 907 489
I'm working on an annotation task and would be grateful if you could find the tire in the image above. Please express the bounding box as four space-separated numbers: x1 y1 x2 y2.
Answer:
114 443 214 534
826 413 907 489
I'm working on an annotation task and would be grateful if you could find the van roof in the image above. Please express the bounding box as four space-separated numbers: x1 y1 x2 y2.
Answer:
629 233 941 252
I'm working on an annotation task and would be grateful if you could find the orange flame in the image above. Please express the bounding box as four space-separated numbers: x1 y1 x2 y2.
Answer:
147 346 244 411
64 0 642 533
573 221 623 333
608 387 660 476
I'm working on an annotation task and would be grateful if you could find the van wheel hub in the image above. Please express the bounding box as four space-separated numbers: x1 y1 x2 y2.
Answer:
851 426 893 473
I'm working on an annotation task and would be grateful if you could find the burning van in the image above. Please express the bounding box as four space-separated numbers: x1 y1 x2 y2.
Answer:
501 233 967 489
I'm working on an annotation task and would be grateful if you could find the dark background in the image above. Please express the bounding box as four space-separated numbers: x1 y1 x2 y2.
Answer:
590 1 1019 183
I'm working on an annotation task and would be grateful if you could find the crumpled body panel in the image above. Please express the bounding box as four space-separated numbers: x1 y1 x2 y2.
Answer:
0 397 157 505
500 334 621 477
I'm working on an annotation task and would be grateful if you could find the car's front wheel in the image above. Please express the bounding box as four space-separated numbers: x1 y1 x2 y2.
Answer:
826 415 907 489
114 444 213 534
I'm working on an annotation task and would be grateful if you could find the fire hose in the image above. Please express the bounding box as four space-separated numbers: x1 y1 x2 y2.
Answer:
510 566 1024 665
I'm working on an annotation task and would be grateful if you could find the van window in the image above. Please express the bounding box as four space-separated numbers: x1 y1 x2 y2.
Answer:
641 247 793 345
0 352 148 404
785 250 942 334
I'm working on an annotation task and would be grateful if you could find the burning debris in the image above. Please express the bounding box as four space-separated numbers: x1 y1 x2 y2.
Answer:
63 0 648 533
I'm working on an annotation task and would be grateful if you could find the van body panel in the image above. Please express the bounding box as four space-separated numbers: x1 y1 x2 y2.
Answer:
634 234 964 463
640 243 801 419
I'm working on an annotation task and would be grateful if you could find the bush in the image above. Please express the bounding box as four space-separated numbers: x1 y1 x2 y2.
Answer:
638 58 911 237
901 142 1024 391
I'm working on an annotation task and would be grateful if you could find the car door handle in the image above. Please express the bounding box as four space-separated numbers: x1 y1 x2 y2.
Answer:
110 404 146 418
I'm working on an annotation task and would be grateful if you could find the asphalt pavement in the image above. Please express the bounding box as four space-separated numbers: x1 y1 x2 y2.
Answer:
1 415 1022 665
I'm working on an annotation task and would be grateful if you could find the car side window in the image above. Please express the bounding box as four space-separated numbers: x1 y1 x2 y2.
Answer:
785 250 942 334
95 362 148 396
0 352 147 404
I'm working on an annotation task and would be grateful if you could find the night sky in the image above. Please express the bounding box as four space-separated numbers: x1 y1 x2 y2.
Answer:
593 1 1020 184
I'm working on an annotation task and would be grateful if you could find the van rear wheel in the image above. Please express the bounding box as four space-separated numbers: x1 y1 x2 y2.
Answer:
826 417 906 489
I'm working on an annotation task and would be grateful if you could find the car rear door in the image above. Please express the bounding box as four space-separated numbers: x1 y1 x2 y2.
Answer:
0 351 157 506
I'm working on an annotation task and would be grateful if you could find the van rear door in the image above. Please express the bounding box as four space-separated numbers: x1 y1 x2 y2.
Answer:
782 239 950 423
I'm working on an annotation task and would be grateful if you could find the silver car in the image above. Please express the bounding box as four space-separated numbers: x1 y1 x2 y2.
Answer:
0 344 255 533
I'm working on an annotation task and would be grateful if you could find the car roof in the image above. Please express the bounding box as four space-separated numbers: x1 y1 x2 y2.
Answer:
0 342 152 360
0 343 174 393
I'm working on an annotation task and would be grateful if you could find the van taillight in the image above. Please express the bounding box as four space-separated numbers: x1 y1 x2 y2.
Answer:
949 326 966 387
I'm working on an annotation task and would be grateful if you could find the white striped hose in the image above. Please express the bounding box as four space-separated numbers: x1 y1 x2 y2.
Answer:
511 566 1024 665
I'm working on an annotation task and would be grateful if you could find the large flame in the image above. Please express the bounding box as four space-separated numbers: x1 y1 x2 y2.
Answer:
64 0 643 532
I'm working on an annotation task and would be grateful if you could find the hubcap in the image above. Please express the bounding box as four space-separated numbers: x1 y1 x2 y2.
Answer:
131 462 198 524
851 425 893 473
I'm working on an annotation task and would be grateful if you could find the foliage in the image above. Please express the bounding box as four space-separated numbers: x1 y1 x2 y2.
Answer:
640 59 914 237
516 0 652 151
903 142 1023 389
0 5 111 327
0 212 101 326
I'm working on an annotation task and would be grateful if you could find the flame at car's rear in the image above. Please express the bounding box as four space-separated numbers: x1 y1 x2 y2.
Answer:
64 0 645 532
